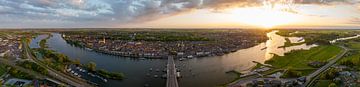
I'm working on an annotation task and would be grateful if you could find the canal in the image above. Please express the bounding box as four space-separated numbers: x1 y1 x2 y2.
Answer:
30 31 317 87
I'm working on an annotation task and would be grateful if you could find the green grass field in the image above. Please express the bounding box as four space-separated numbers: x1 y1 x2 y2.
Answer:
314 80 332 87
265 45 342 69
346 42 360 49
0 63 7 76
338 40 360 69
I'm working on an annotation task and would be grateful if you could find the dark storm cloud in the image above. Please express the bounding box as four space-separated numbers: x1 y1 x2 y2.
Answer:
0 0 357 28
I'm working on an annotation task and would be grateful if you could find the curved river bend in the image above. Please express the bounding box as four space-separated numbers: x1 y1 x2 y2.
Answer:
30 31 317 87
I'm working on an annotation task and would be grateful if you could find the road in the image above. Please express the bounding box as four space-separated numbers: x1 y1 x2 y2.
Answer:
166 57 179 87
228 73 263 87
0 58 45 79
22 40 92 87
228 46 349 87
303 45 349 87
0 58 68 86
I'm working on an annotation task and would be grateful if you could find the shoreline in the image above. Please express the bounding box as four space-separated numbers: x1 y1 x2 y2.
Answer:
65 39 265 59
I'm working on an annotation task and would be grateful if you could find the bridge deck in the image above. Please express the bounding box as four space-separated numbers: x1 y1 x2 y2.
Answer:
166 57 179 87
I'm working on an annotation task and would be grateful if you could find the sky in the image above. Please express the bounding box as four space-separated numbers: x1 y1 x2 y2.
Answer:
0 0 360 29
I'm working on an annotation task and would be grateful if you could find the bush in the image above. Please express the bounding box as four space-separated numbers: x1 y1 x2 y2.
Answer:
97 69 124 80
328 83 337 87
9 68 33 79
18 61 48 75
282 68 302 78
87 62 96 72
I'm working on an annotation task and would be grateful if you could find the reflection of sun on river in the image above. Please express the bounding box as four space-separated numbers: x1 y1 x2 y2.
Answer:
264 31 318 60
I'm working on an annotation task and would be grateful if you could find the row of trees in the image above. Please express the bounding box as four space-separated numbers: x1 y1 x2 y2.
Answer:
18 61 48 75
86 62 124 80
8 67 33 79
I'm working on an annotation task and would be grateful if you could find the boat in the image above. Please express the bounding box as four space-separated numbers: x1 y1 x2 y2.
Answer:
176 72 181 78
156 69 160 72
179 58 186 61
149 68 153 71
261 47 267 50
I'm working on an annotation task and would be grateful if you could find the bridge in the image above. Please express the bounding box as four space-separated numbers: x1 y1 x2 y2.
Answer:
166 57 179 87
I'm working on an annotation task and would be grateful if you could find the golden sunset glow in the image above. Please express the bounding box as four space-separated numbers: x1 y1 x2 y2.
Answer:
224 0 304 28
142 7 304 29
227 7 302 28
115 0 360 29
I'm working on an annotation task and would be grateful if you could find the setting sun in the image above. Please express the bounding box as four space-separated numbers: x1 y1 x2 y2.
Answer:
228 8 302 28
227 1 303 29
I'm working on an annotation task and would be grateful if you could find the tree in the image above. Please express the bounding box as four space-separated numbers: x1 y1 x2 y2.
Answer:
284 68 302 78
43 58 52 65
57 56 64 63
328 83 337 87
87 62 96 72
73 59 81 66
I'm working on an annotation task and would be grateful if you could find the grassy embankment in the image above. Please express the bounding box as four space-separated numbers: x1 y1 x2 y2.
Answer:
267 45 342 69
0 63 7 76
225 30 346 85
265 45 342 77
263 30 350 77
282 30 360 87
314 80 332 87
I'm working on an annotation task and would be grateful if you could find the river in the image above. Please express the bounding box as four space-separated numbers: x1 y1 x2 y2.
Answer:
30 31 317 87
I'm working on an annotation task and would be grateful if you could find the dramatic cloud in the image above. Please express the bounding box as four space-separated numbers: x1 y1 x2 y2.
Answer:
349 17 360 25
0 0 358 28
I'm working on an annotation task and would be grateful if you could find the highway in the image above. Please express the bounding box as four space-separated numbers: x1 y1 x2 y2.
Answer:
166 57 179 87
303 46 349 87
22 40 92 87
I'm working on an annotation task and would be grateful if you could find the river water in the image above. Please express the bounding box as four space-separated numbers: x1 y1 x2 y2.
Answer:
30 31 317 87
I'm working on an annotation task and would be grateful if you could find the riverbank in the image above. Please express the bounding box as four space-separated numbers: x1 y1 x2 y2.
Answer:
31 34 125 85
278 38 305 48
61 29 268 59
266 45 342 77
229 30 360 87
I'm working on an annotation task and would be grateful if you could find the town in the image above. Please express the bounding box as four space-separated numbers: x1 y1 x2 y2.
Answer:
0 32 23 59
61 29 268 59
